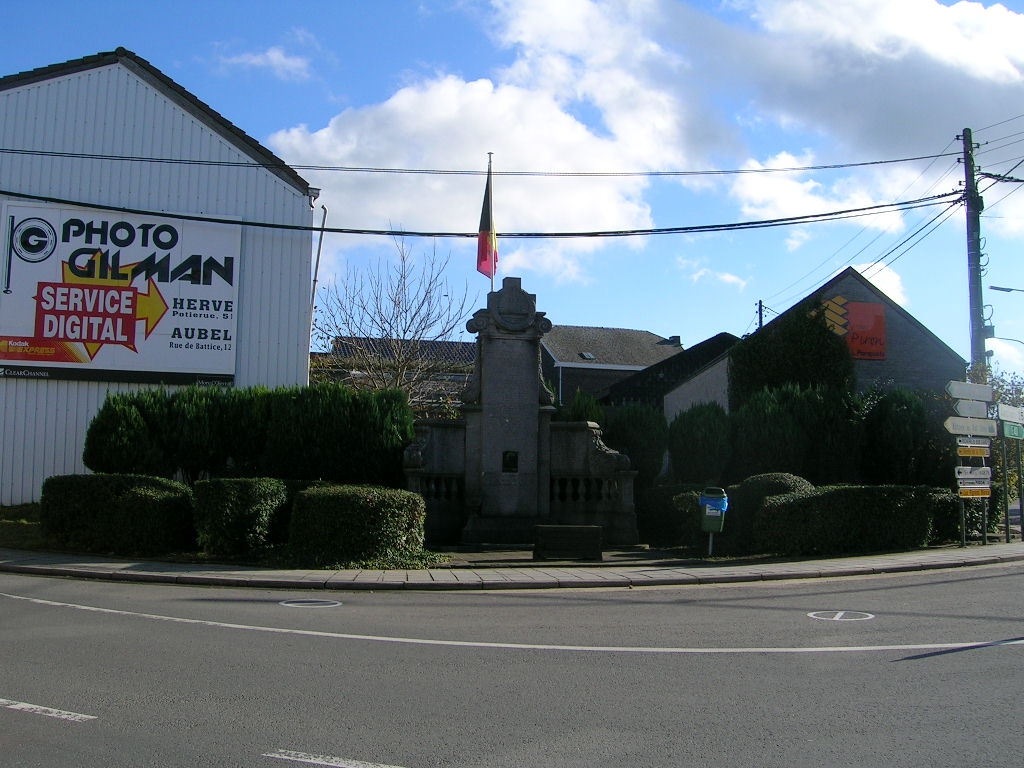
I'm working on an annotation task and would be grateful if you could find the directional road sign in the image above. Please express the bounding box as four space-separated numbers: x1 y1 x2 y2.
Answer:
957 477 991 488
955 466 992 479
998 403 1024 424
943 416 998 437
959 487 991 498
946 380 994 402
955 399 989 418
958 447 990 457
957 437 991 447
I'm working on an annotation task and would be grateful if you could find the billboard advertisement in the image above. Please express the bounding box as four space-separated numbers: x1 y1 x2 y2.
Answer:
0 203 240 383
823 295 886 361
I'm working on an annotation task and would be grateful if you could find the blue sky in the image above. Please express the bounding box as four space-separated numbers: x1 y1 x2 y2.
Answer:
4 0 1024 375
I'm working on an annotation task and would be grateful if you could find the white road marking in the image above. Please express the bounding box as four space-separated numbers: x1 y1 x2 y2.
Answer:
807 610 875 621
279 599 342 608
263 749 408 767
2 591 1022 655
0 697 96 722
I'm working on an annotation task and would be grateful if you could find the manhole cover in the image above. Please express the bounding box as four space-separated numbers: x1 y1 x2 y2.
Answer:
807 610 875 621
279 599 342 608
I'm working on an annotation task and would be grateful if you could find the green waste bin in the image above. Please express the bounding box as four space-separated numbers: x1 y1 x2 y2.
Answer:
699 487 728 534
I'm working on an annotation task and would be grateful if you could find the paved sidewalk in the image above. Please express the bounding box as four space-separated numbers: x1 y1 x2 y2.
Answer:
2 542 1023 591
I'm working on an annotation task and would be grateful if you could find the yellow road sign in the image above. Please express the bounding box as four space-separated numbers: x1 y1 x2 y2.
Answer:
957 447 990 457
958 487 991 498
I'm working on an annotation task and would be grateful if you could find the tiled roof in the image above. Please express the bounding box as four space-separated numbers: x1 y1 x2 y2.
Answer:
330 337 476 368
605 332 740 405
541 325 682 368
0 48 309 195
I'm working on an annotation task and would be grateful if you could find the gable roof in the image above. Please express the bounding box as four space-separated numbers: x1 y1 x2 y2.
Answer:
330 337 476 368
541 325 682 369
0 47 309 195
605 332 740 405
785 266 965 366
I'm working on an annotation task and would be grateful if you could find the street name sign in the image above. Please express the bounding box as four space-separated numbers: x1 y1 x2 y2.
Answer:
946 380 993 402
943 416 998 437
959 487 991 498
957 477 991 488
997 402 1024 424
955 466 992 479
955 399 989 418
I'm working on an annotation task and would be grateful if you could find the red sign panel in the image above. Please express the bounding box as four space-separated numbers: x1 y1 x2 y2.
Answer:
845 301 886 360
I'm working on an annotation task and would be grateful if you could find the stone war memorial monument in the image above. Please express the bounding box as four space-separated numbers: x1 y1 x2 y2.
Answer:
404 277 639 547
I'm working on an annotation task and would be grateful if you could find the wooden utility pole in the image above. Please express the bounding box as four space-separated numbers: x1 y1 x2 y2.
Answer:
961 128 989 377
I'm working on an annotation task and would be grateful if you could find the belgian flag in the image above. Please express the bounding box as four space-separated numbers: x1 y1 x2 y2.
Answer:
476 159 498 278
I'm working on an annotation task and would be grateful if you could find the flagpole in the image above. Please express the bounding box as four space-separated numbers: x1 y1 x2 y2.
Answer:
487 152 494 293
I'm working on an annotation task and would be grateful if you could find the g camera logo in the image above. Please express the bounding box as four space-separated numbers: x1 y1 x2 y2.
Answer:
4 215 58 294
12 217 57 263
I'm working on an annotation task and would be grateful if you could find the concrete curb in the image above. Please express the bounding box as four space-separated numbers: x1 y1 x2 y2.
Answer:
2 543 1023 591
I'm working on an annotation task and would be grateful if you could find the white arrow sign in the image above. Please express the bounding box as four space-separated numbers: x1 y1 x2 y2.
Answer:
998 403 1024 424
946 381 994 402
955 466 992 479
957 436 991 447
944 416 998 436
957 477 992 488
955 399 989 418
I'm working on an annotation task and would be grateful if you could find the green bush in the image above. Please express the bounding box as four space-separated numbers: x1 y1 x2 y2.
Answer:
635 484 702 546
289 485 425 567
83 383 416 488
728 385 859 484
40 474 194 555
754 485 933 556
219 386 272 476
83 393 170 477
711 473 815 555
668 402 730 485
261 384 415 486
193 478 289 557
555 389 605 422
168 386 228 484
727 303 854 412
602 404 668 490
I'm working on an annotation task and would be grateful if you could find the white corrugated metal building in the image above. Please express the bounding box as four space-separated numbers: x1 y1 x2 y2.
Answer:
0 48 314 505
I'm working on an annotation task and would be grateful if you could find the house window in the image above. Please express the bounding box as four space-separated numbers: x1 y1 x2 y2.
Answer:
502 451 519 473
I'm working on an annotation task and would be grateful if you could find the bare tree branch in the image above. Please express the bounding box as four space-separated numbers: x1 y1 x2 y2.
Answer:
311 239 476 416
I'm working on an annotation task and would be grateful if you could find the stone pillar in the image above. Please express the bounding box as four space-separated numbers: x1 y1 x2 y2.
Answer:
461 277 555 544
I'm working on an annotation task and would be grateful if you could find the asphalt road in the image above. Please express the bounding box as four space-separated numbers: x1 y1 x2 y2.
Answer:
2 565 1023 767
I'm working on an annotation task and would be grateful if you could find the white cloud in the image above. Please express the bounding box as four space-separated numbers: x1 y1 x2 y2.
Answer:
688 266 748 290
729 152 906 242
988 337 1024 373
752 0 1024 83
220 46 311 81
850 262 908 305
269 0 1024 294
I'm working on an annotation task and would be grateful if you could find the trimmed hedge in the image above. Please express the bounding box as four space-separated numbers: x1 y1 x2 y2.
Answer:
82 383 416 487
40 474 194 555
289 485 425 567
754 485 935 556
636 484 703 546
193 478 289 557
705 473 815 556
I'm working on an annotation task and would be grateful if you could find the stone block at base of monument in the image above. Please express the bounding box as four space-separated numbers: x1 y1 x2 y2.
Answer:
533 525 603 561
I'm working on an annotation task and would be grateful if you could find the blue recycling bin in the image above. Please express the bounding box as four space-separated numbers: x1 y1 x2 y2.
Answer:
699 487 729 533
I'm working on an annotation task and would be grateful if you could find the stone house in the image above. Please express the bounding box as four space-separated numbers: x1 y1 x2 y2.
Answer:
659 267 967 422
540 325 683 404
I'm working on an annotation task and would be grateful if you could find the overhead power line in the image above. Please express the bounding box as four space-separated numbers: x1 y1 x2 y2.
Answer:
0 187 963 240
0 146 960 178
